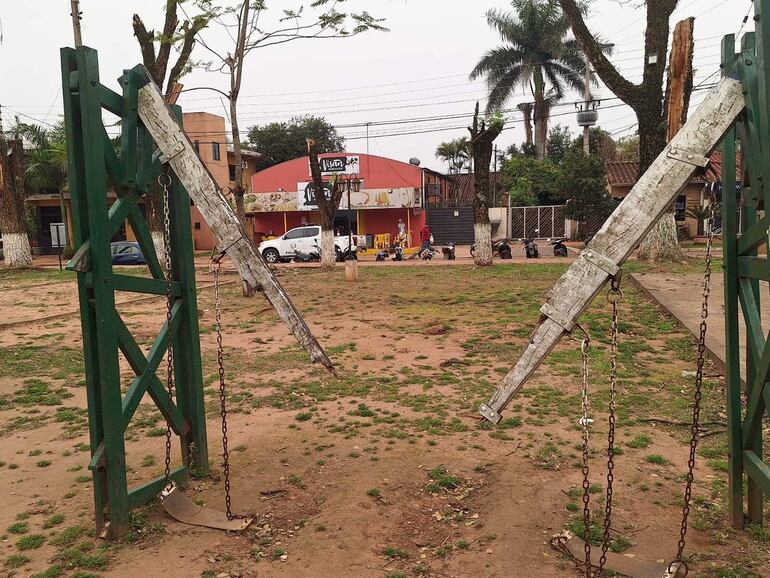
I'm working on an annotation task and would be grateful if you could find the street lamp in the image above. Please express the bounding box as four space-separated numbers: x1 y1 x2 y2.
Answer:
345 174 361 259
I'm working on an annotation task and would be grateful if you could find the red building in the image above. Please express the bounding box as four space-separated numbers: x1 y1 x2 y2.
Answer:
247 153 449 247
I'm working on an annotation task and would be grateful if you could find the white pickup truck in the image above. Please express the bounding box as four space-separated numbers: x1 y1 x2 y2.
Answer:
258 225 356 263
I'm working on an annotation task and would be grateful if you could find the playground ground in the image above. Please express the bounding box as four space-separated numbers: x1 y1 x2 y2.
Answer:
0 258 768 578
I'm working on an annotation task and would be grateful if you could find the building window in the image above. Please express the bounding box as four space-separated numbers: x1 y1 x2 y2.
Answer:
228 164 236 182
212 142 221 161
194 140 200 154
194 222 201 230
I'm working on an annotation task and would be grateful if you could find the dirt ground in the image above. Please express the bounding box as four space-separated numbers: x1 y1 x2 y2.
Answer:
0 260 768 578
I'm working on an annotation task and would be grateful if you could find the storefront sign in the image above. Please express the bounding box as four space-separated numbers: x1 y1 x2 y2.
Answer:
308 155 360 176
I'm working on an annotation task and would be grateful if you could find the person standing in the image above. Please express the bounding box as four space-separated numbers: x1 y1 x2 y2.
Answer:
420 223 432 251
397 218 407 246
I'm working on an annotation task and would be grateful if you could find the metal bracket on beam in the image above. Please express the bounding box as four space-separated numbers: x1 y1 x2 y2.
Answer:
478 403 502 424
582 249 620 277
540 303 576 332
666 145 710 168
154 140 185 165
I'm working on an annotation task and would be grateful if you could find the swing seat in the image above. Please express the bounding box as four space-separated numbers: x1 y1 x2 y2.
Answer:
159 483 253 532
552 531 686 578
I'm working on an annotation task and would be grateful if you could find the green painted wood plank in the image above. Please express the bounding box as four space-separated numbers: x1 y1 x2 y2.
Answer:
128 466 187 509
737 215 769 256
738 256 770 281
99 83 122 117
111 274 181 296
743 450 770 499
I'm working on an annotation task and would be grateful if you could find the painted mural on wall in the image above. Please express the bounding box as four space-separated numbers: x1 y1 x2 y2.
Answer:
244 184 422 213
244 191 298 212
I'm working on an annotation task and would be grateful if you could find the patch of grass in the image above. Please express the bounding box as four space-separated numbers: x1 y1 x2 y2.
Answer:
746 523 770 543
7 522 28 534
498 416 522 429
287 474 305 488
627 434 652 449
610 535 634 553
54 544 109 571
645 454 669 465
16 533 46 550
4 554 30 568
367 487 381 497
426 465 462 493
383 546 409 559
350 403 376 417
31 565 64 578
141 455 155 467
36 459 52 467
50 525 87 547
295 412 313 422
385 573 408 578
536 442 562 470
41 514 65 529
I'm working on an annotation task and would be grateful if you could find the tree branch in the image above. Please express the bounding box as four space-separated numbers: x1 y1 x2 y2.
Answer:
166 17 208 95
558 0 640 105
132 14 158 78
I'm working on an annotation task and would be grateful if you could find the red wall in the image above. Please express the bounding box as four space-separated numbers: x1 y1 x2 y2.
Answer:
250 152 427 241
251 152 422 192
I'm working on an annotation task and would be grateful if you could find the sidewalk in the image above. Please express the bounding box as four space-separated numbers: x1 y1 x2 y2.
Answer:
631 272 766 382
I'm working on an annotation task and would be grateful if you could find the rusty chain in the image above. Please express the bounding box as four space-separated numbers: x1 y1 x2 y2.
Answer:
211 256 235 520
160 171 174 486
579 333 592 577
667 203 715 577
598 273 623 575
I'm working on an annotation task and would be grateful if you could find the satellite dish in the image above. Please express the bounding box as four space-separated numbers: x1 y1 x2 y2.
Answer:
409 157 421 166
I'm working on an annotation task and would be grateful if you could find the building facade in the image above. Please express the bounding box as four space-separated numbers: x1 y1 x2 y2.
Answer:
247 153 452 247
24 112 260 254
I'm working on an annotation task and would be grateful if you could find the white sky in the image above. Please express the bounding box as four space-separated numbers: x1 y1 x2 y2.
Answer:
0 0 753 172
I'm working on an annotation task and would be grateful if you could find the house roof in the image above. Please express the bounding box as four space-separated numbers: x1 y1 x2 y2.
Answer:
605 151 742 187
227 147 262 159
449 172 503 205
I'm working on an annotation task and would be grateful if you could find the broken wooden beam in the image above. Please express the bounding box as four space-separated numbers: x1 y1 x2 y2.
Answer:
480 78 745 423
135 68 334 373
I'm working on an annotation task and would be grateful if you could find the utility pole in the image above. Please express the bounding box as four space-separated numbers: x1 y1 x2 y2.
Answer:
70 0 83 47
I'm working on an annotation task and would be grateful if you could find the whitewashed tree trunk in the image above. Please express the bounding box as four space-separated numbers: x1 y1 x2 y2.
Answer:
151 230 166 264
473 222 493 266
319 228 336 269
3 233 32 268
636 210 684 261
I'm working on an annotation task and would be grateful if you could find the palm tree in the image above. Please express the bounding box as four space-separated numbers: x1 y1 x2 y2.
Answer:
14 121 71 252
470 0 590 160
435 137 471 173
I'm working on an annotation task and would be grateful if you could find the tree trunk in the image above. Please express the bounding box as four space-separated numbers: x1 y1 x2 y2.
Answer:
469 103 502 267
0 139 32 268
146 183 165 260
307 139 343 269
319 228 336 268
532 71 548 161
636 212 683 261
518 103 533 148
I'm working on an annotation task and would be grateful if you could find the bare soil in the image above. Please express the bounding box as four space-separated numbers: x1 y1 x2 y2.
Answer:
0 261 767 578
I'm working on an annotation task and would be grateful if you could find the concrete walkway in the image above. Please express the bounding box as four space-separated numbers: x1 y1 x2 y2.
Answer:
631 272 770 382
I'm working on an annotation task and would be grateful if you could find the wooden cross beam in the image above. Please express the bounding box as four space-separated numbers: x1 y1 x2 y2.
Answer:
480 78 745 423
134 67 335 374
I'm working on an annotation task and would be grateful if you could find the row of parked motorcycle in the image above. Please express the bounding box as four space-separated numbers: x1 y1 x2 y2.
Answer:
471 237 569 259
289 237 567 263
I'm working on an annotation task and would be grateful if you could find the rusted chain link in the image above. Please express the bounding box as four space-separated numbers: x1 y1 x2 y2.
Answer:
160 171 174 485
668 202 715 577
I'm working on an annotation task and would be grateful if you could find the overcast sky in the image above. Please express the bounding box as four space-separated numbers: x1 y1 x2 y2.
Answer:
0 0 751 172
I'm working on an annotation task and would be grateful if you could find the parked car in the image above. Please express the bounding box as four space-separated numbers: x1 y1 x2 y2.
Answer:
111 241 146 265
258 225 355 263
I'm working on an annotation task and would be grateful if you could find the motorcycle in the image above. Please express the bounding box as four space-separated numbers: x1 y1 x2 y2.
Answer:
292 241 321 263
550 238 568 257
441 242 456 260
418 244 436 260
521 237 539 259
470 238 512 259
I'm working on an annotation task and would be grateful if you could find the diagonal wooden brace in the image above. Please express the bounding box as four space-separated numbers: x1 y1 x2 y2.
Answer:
480 78 746 423
134 67 335 374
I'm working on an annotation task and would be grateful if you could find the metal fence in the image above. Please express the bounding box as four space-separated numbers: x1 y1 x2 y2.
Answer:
510 205 566 239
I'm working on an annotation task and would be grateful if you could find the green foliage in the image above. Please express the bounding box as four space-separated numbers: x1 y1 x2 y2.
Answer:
16 534 45 550
556 149 614 223
546 125 573 163
436 137 471 173
470 0 587 111
246 116 345 170
500 155 561 205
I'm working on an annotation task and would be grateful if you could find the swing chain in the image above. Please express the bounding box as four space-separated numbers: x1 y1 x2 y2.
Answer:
598 272 622 575
211 257 234 520
669 202 715 575
160 171 174 485
579 333 592 577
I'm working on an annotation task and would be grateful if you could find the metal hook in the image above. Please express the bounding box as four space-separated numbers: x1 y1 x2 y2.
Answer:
157 172 172 187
